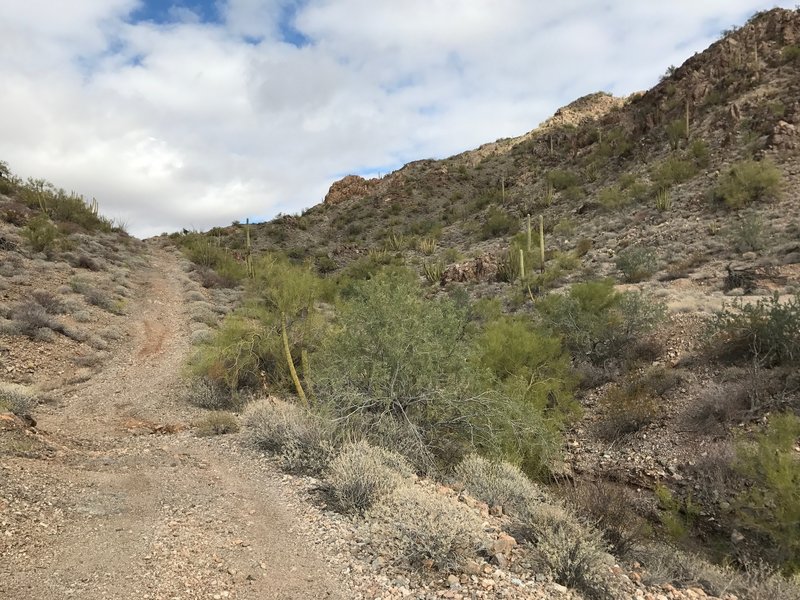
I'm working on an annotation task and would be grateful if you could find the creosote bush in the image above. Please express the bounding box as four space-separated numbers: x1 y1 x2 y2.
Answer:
708 293 800 366
195 411 240 436
615 246 657 282
537 279 666 365
245 398 334 474
366 485 490 572
711 159 782 209
326 441 413 514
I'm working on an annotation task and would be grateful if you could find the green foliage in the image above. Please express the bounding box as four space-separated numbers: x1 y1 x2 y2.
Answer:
178 233 248 286
689 139 710 168
480 206 517 239
598 185 629 210
537 279 666 365
615 246 657 282
782 45 800 63
315 273 569 475
734 413 800 574
651 156 698 190
195 411 240 436
711 160 782 209
655 485 700 542
473 315 577 473
666 118 688 150
727 213 766 253
23 213 60 253
189 311 276 391
547 169 580 191
655 188 672 212
422 260 444 284
708 294 800 366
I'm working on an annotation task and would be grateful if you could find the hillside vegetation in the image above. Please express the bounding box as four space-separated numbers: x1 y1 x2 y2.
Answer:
2 7 800 600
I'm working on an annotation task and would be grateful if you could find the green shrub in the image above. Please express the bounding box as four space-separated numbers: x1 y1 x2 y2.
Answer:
365 485 490 572
537 279 666 365
480 206 517 239
615 246 657 282
547 169 581 191
326 441 413 514
689 139 710 168
454 455 546 514
598 185 628 210
315 273 566 474
195 411 240 436
654 484 700 542
23 214 59 253
245 398 335 474
651 156 698 190
666 118 687 150
708 294 800 366
782 45 800 63
711 160 782 209
728 213 766 253
734 413 800 574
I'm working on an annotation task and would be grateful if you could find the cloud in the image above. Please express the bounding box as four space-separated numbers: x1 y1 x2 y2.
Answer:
0 0 793 237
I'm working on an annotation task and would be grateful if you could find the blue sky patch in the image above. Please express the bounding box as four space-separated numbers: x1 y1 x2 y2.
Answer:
131 0 220 25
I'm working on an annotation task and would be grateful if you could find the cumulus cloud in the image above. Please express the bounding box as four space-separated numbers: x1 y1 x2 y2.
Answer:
0 0 792 237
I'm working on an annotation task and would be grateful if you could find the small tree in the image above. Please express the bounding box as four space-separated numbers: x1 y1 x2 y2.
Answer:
252 257 321 405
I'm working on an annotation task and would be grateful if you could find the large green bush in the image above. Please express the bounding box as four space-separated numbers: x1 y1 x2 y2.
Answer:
615 246 658 282
314 273 569 475
734 413 800 574
711 160 782 209
708 294 800 366
537 279 666 365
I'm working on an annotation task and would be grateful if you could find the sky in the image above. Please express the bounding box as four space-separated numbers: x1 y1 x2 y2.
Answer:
0 1 791 238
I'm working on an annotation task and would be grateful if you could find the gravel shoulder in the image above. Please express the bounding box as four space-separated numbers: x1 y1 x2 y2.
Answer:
1 245 344 600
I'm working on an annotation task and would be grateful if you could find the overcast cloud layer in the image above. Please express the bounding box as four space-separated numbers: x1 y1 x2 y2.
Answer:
0 1 790 237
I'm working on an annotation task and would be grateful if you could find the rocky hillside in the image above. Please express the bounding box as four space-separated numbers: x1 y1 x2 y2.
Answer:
166 7 800 594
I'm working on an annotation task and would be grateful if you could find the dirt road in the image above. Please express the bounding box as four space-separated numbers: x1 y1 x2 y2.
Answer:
0 246 343 600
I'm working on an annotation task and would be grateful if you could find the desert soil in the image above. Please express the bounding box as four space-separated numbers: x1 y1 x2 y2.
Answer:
0 245 345 600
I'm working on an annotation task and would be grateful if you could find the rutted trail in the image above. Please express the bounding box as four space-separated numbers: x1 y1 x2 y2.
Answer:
1 246 342 600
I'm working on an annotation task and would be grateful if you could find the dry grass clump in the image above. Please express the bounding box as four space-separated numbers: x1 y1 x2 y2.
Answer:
326 440 413 514
195 411 240 436
516 502 616 599
453 454 546 515
365 485 490 572
639 544 800 600
31 289 67 314
0 383 38 416
568 480 650 558
244 398 334 474
186 377 236 410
